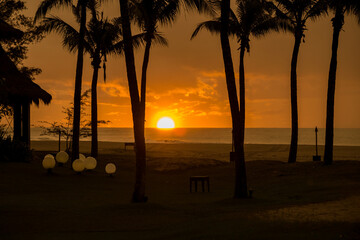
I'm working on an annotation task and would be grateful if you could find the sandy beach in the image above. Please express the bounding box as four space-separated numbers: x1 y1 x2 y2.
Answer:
0 141 359 239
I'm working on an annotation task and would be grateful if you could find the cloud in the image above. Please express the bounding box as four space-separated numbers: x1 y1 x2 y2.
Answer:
99 80 129 98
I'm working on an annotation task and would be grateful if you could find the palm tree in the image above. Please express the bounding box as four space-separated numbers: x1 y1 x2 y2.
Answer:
119 0 213 202
119 0 147 203
272 0 326 163
324 0 360 165
35 0 89 161
40 2 130 158
192 0 284 198
129 0 179 129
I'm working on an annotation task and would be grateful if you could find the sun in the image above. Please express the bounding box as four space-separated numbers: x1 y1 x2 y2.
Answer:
156 117 175 129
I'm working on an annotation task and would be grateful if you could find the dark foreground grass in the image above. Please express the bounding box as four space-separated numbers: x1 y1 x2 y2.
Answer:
0 150 359 239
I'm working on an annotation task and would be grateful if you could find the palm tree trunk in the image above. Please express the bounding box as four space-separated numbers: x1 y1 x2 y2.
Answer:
91 52 101 158
140 39 152 122
324 10 344 165
239 43 246 164
120 0 147 203
220 0 248 198
288 31 302 163
71 2 86 161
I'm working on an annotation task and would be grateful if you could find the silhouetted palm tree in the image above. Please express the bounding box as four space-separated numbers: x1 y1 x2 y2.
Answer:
272 0 326 163
129 0 179 127
324 0 360 165
35 0 89 161
119 0 147 203
218 0 248 198
40 2 132 158
119 0 213 202
192 0 287 198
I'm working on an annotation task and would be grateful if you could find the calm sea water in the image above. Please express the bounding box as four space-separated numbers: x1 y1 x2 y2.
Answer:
31 128 360 146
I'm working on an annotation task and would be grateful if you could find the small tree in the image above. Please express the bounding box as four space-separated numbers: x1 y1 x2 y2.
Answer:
39 90 109 153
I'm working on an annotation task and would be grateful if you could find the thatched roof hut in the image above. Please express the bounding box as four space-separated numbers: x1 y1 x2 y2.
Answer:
0 20 51 105
0 46 52 105
0 20 52 146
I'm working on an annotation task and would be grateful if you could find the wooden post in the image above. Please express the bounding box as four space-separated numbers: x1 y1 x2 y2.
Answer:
13 102 21 142
313 126 321 161
59 129 61 152
22 101 30 147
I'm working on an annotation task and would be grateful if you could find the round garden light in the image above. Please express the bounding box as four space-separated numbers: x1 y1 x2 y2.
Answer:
105 163 116 176
84 157 97 170
72 159 85 173
45 154 54 159
79 153 86 161
55 151 69 164
42 156 56 173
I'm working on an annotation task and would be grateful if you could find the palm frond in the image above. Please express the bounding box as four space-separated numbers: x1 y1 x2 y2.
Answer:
191 20 221 39
152 32 168 46
34 0 73 23
40 16 81 53
182 0 218 16
304 0 327 21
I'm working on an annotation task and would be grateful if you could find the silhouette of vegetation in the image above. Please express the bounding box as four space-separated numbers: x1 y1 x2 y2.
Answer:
271 0 327 163
0 0 43 80
192 0 289 198
119 0 214 203
39 1 133 158
119 0 148 203
35 0 89 161
125 0 181 202
324 0 360 165
39 90 109 152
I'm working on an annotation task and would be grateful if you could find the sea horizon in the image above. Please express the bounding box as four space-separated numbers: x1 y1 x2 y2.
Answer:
31 127 360 146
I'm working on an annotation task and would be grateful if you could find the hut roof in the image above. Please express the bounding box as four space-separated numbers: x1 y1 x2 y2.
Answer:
0 45 52 105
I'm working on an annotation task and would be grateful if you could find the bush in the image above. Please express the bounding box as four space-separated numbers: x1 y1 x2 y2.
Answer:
0 126 32 162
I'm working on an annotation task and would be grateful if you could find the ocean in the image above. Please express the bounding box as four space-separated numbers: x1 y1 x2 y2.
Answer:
31 128 360 146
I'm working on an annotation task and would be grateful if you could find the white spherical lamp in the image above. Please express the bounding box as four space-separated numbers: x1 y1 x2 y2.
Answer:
105 163 116 176
84 157 97 170
42 156 56 173
79 153 86 161
45 154 54 159
55 151 69 164
72 159 85 173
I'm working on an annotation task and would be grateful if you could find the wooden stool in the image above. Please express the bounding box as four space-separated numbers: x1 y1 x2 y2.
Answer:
190 176 210 192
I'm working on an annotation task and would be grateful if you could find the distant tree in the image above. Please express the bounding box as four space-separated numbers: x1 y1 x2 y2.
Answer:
272 0 326 163
35 0 89 161
39 90 110 152
324 0 360 165
39 1 129 158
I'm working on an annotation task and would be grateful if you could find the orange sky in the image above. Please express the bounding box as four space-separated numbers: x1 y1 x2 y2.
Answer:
24 1 360 128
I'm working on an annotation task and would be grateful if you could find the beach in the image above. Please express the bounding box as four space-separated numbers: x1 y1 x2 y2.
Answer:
0 141 359 239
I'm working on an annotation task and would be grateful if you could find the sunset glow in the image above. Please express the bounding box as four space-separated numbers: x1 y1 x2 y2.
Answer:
156 117 175 129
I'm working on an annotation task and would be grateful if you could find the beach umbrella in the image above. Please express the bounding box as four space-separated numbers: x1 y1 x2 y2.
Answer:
84 157 97 170
105 163 116 176
72 159 85 173
55 151 69 164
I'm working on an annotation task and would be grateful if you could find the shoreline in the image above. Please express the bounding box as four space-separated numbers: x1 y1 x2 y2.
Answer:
30 140 360 163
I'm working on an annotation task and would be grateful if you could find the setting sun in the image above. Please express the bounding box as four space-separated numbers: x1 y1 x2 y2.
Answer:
156 117 175 129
